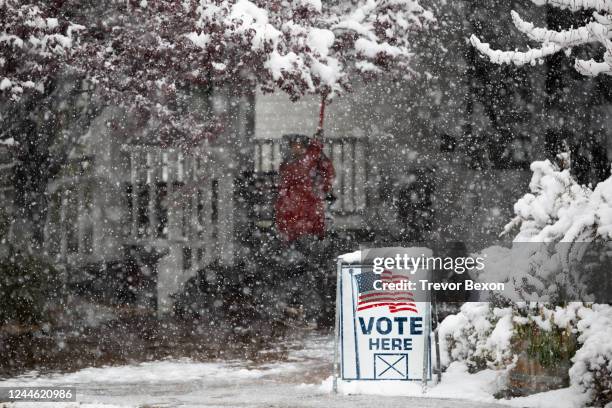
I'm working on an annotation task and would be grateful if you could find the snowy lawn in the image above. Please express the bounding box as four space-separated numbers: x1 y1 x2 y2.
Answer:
0 333 589 408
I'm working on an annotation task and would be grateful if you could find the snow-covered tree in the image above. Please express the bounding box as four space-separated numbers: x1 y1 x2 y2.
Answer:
72 0 224 147
189 0 434 128
470 0 612 76
0 0 84 102
4 0 433 137
3 1 223 146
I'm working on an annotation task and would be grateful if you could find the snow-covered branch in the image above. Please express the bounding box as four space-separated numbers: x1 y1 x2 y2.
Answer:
0 1 84 101
190 0 433 101
530 0 612 14
575 56 612 74
471 1 612 76
3 0 433 143
502 159 610 244
470 35 562 66
512 11 596 46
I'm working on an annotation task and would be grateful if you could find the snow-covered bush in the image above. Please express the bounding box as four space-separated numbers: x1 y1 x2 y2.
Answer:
439 302 577 371
446 159 612 403
503 159 612 243
472 160 612 303
438 303 515 372
512 303 580 368
438 302 584 394
570 304 612 407
470 0 612 76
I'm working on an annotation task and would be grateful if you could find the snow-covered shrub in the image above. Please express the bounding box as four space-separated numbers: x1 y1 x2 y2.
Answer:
473 160 612 303
439 302 579 371
438 303 515 372
438 302 612 404
512 303 580 368
570 304 612 407
460 159 612 403
503 159 612 244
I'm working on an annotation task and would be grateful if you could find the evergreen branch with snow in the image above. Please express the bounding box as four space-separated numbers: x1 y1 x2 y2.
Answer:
504 159 612 244
473 159 612 304
530 0 612 14
470 36 562 67
470 1 612 76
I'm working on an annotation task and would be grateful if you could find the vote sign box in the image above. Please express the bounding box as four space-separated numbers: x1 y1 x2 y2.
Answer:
335 248 432 382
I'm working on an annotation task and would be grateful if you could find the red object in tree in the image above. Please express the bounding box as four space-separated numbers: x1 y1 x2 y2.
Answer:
275 139 335 242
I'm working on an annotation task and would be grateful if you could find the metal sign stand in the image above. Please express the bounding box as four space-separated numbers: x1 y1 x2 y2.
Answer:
333 259 342 394
432 294 442 384
421 300 431 393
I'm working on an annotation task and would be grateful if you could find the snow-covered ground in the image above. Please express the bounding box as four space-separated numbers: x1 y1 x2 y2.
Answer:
0 333 580 408
330 362 588 408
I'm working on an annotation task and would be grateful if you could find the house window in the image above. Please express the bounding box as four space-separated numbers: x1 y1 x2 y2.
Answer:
126 146 202 241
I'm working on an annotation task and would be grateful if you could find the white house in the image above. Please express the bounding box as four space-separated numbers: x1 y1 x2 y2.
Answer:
34 81 535 315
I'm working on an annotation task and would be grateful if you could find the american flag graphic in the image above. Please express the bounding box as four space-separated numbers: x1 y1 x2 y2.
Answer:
354 270 417 314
